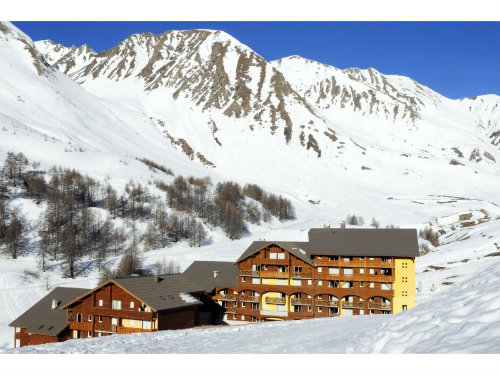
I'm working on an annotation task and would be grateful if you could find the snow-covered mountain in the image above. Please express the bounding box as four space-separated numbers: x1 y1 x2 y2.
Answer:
0 21 499 354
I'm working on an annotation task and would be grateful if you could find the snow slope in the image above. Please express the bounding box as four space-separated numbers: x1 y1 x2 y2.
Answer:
0 21 499 354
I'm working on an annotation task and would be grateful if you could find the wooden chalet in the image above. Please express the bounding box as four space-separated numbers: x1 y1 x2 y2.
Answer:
10 274 205 348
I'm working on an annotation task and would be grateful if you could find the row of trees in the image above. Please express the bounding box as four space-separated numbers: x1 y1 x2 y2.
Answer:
0 152 297 279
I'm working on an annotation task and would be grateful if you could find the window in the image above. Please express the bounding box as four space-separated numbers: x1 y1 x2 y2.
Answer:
277 279 287 286
343 257 352 262
88 315 92 322
278 253 285 259
329 267 339 275
241 277 246 282
130 319 134 325
98 299 103 307
318 307 323 312
98 332 102 337
360 268 364 274
75 330 81 339
252 265 260 271
111 317 118 326
369 268 375 275
370 282 375 288
318 267 323 272
111 300 121 310
343 268 353 275
241 315 245 320
403 305 407 311
98 316 103 323
88 331 92 337
329 256 338 261
307 306 312 312
360 282 364 288
241 302 246 308
252 278 260 284
142 320 151 329
308 279 312 285
129 301 135 309
329 281 339 288
251 316 259 322
294 266 302 273
359 257 365 260
76 313 82 323
318 280 323 286
270 253 277 259
369 257 375 261
317 256 322 260
292 279 302 286
277 266 286 272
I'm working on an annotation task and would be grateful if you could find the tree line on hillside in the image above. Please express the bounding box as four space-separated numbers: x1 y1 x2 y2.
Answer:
0 152 296 279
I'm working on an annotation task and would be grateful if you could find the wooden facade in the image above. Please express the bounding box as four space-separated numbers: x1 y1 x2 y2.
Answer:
215 243 414 322
65 281 199 340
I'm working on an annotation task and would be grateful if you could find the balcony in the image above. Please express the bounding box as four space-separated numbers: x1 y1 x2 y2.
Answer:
225 306 237 313
265 297 286 304
239 295 260 303
93 323 117 333
239 270 259 277
116 326 154 334
260 271 289 279
217 294 237 301
342 301 364 309
69 322 92 331
315 300 338 307
290 272 312 279
368 302 391 311
315 312 339 318
253 258 288 265
290 298 312 306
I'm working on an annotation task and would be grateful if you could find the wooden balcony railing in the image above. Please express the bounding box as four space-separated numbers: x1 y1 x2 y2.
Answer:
239 295 260 303
69 322 92 331
290 298 312 306
239 270 259 277
265 297 286 305
217 294 237 301
260 271 289 279
290 272 312 279
253 258 288 265
225 306 237 313
315 312 339 318
314 259 394 268
342 301 364 309
368 302 392 310
116 326 154 334
93 323 117 333
315 300 338 307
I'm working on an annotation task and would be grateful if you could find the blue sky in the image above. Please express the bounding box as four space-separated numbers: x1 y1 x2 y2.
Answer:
12 21 500 99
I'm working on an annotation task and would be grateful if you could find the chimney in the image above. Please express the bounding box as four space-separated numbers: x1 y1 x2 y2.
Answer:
155 275 160 283
51 299 58 310
213 271 220 278
340 222 346 229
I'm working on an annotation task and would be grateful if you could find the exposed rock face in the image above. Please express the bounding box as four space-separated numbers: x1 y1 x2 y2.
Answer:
35 30 321 148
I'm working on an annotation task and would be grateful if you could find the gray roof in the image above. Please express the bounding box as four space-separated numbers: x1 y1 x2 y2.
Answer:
9 287 90 336
235 241 313 265
183 261 238 292
308 228 419 257
112 274 204 312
